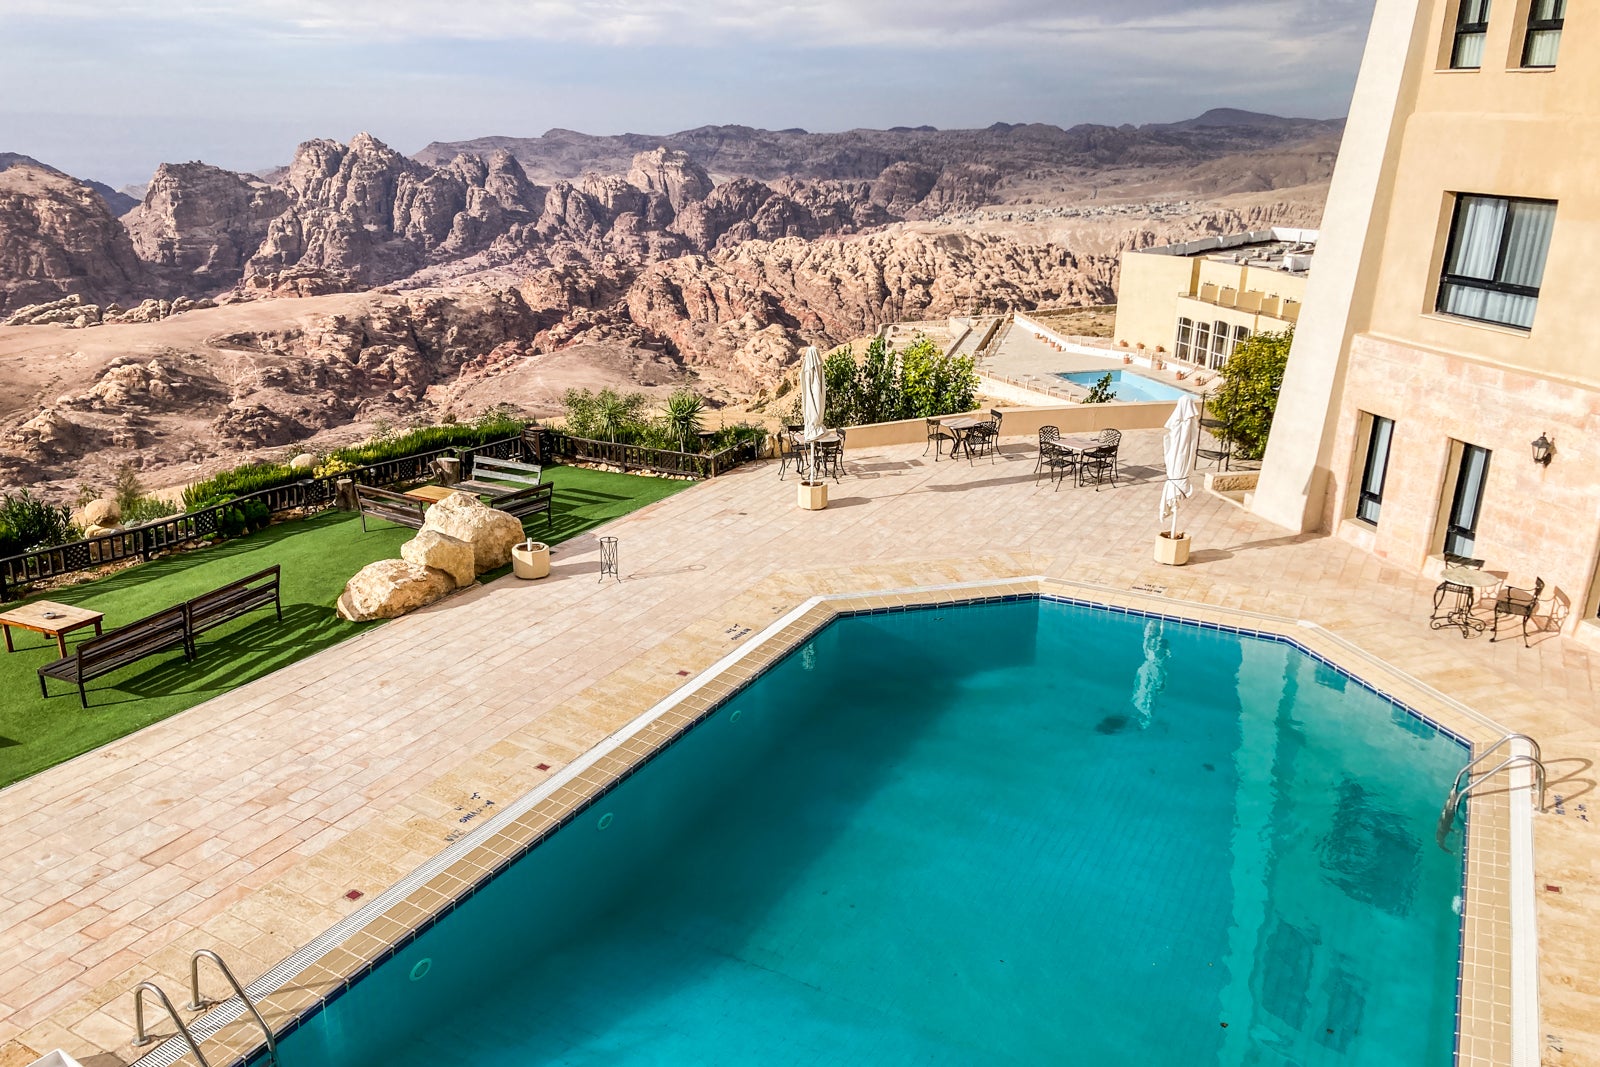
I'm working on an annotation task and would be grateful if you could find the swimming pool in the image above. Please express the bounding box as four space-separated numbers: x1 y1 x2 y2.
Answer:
248 597 1468 1066
1056 369 1194 402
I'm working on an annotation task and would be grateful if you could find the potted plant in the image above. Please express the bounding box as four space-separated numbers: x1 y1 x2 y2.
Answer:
1155 529 1191 566
512 539 551 579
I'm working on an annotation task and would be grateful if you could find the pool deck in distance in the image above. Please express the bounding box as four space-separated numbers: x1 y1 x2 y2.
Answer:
2 433 1597 1067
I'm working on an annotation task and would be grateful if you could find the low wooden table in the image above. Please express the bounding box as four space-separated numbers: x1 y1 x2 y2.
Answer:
402 484 458 505
0 600 104 656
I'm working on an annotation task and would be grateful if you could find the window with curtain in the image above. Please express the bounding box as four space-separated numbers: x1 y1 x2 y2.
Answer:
1175 318 1193 361
1437 194 1556 329
1232 324 1251 355
1355 415 1394 526
1451 0 1491 68
1194 321 1211 363
1443 444 1491 557
1522 0 1565 67
1210 320 1229 368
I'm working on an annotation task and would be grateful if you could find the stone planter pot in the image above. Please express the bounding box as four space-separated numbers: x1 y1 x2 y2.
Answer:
511 540 551 579
1154 531 1191 566
798 481 829 511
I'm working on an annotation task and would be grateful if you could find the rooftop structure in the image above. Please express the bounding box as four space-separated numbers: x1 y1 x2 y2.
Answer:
1112 228 1318 371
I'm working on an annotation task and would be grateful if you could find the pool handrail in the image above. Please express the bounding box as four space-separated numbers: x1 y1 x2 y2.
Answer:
131 981 212 1067
188 949 279 1066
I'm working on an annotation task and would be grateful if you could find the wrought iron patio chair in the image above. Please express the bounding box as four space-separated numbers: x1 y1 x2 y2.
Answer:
1077 428 1121 489
776 430 796 479
1036 427 1076 488
1490 577 1545 646
965 409 1004 463
1034 425 1062 476
1431 554 1484 618
816 438 845 482
924 417 954 461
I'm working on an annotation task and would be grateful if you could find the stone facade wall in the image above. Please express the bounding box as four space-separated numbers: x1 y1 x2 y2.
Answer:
1327 333 1600 630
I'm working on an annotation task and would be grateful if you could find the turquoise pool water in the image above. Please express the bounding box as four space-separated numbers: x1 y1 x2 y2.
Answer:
265 599 1467 1066
1056 369 1194 402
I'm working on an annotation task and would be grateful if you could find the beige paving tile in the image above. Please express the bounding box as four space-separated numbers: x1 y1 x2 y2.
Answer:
1 435 1594 1066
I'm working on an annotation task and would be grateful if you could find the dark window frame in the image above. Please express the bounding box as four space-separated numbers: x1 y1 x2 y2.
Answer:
1451 0 1491 68
1443 444 1492 557
1355 415 1395 526
1522 0 1565 67
1436 193 1556 329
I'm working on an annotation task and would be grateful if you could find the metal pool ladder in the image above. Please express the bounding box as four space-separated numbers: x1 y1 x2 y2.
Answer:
131 950 279 1067
132 981 211 1067
189 949 279 1066
1437 733 1546 850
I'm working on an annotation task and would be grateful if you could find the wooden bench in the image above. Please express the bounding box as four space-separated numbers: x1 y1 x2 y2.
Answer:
457 456 542 496
38 605 192 708
187 565 282 641
494 483 555 528
355 484 427 531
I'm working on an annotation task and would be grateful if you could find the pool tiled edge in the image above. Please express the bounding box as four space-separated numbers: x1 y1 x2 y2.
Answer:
131 576 1532 1067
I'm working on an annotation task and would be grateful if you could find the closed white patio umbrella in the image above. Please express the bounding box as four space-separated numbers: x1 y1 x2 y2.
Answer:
800 346 825 481
1160 394 1201 538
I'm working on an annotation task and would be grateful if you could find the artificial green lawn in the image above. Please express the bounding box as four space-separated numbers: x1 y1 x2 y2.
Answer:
0 465 691 787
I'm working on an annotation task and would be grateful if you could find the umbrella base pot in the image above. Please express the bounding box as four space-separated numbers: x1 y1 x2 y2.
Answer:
798 481 829 511
1154 531 1191 566
511 541 551 579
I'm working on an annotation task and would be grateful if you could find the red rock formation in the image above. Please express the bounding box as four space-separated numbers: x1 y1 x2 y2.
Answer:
0 163 152 313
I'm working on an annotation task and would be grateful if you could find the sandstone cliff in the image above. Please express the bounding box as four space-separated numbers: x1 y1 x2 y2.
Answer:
0 163 152 313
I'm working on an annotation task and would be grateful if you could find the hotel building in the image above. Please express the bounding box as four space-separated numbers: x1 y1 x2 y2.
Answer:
1252 0 1598 639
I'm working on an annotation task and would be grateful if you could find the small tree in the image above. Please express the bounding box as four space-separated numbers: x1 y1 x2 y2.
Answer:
1081 373 1116 404
662 388 706 451
113 464 143 516
822 347 859 428
1210 329 1293 460
854 336 898 425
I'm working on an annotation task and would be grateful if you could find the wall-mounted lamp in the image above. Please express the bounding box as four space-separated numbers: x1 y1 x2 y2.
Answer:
1531 432 1555 466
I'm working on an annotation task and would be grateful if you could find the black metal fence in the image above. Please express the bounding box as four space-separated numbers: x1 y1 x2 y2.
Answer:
0 435 525 602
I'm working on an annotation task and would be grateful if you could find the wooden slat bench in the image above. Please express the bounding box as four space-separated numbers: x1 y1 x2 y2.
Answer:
187 565 282 641
355 484 427 531
38 605 192 708
457 456 542 496
494 483 555 528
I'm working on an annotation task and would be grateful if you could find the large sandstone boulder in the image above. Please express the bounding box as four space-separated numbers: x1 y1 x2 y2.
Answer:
400 528 475 588
81 498 120 526
336 559 455 621
421 492 522 574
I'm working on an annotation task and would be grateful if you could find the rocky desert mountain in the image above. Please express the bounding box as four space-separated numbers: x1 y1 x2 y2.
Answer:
0 111 1337 497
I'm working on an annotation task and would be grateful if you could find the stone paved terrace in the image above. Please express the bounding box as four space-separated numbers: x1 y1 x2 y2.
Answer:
2 433 1598 1066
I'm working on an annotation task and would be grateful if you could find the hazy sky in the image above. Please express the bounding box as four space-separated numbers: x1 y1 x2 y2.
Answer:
0 0 1375 187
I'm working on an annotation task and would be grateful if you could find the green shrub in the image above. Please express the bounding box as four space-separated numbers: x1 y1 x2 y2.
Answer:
183 462 300 509
0 491 77 557
809 335 980 428
1210 329 1293 460
562 388 648 442
123 495 177 525
184 413 528 509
